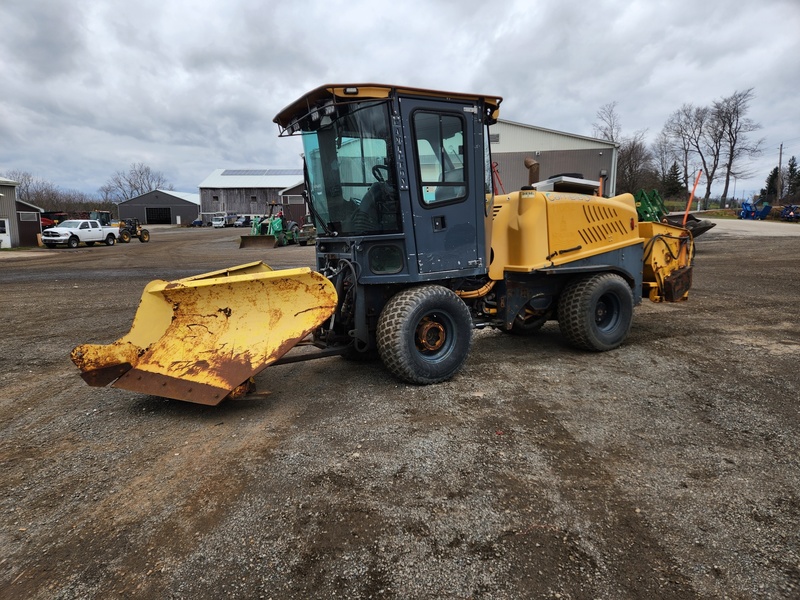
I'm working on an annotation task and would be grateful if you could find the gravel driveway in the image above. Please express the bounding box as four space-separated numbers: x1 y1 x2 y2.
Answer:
1 218 799 599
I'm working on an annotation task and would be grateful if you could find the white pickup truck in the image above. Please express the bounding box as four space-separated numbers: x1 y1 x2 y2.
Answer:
41 219 118 249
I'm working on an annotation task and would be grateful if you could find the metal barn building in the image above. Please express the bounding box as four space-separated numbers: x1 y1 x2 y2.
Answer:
0 177 44 248
489 120 619 196
118 189 200 225
198 169 303 221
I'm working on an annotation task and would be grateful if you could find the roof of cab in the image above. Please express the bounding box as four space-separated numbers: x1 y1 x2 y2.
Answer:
273 83 502 129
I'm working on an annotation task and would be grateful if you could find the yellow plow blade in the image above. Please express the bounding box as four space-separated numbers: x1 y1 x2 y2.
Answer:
71 262 337 405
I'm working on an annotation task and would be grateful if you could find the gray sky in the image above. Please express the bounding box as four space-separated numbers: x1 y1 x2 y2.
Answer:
2 0 799 200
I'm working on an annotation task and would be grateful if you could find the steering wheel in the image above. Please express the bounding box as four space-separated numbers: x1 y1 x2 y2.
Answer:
372 164 389 182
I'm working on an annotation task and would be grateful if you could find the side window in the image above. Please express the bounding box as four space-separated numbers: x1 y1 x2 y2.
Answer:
413 111 466 204
80 222 89 229
91 222 99 229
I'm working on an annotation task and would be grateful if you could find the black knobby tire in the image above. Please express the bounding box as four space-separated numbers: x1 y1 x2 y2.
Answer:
377 285 473 384
139 229 150 242
105 234 116 246
119 230 131 243
558 273 633 351
67 237 79 249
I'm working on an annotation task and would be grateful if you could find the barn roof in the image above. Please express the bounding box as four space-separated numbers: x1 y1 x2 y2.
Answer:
157 189 200 205
120 189 200 205
199 169 303 189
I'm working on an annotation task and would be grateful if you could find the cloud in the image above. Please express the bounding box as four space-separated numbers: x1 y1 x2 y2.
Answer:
1 0 798 197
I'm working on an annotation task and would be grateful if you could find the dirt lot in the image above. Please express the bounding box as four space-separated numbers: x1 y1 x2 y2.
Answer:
1 220 799 599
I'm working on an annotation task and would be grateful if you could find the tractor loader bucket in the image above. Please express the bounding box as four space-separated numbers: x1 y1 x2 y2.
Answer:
239 235 276 248
71 261 337 405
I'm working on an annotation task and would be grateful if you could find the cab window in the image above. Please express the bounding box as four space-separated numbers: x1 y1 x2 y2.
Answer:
413 111 467 204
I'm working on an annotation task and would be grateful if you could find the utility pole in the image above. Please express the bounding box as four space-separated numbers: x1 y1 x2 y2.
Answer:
777 143 784 200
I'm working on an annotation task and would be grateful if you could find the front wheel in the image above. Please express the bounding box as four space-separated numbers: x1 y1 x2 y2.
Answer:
558 273 633 351
67 236 79 249
139 229 150 242
377 285 473 384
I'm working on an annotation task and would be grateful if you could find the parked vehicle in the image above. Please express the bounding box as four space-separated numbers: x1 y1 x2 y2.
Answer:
780 205 800 223
738 201 771 220
298 214 317 246
212 214 238 228
118 218 151 243
41 220 118 248
234 216 251 228
190 218 205 227
634 189 716 237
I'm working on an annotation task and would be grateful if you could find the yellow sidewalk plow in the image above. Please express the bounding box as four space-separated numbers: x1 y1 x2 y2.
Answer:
71 262 337 405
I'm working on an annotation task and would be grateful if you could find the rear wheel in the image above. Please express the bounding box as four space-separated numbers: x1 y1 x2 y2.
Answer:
105 234 116 246
377 285 473 384
558 273 633 351
119 230 131 243
67 236 79 249
288 224 300 244
139 229 150 242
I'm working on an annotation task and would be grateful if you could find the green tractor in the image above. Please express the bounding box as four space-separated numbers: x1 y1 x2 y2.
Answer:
634 189 716 238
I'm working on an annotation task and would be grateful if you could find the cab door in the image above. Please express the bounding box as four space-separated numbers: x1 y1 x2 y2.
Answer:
87 221 103 241
398 96 485 275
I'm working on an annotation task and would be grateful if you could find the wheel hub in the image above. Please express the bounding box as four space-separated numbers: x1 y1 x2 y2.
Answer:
416 318 446 352
595 302 609 323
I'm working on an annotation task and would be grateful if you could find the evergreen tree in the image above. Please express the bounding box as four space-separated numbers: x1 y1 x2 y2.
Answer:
760 167 779 201
661 162 685 199
787 156 799 198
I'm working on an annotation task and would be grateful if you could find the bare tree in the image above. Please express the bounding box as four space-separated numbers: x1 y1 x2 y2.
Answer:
664 106 695 193
617 130 657 193
100 162 172 202
714 88 763 203
3 169 61 207
664 104 724 209
651 129 675 183
593 101 622 143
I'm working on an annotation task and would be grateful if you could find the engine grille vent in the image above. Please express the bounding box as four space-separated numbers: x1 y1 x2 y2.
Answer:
578 204 627 244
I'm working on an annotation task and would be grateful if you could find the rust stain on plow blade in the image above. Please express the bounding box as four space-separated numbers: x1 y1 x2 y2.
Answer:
71 261 337 405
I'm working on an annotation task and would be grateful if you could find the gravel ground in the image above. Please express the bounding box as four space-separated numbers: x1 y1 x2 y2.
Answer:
1 218 799 599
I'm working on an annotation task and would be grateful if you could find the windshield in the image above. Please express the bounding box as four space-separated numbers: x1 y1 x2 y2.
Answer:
58 221 81 229
301 100 401 236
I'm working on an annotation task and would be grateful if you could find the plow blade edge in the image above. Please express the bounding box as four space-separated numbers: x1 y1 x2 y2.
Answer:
71 262 337 405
